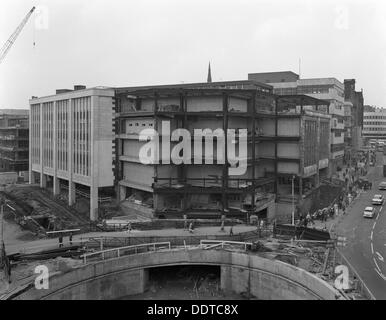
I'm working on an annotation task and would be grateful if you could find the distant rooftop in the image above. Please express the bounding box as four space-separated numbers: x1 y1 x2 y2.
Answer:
248 71 344 88
248 71 299 83
0 109 29 116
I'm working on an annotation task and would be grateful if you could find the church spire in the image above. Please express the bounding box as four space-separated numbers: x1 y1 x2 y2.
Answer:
207 62 212 83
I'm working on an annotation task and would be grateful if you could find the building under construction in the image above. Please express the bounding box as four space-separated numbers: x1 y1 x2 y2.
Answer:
27 79 331 222
0 110 29 175
115 81 331 221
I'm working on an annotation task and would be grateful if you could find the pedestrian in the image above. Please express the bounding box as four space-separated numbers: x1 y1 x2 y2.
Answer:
59 236 63 248
229 226 234 236
306 212 311 226
220 220 225 232
127 222 132 233
351 276 359 291
69 233 73 246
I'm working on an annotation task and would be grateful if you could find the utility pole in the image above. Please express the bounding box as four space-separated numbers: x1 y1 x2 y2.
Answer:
292 175 295 225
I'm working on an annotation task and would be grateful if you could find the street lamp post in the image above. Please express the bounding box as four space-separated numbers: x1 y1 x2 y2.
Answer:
292 175 295 226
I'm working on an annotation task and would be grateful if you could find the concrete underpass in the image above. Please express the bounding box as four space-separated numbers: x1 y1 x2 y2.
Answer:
9 248 343 300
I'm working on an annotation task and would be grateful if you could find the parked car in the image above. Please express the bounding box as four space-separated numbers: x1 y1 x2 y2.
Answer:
372 194 384 205
363 206 376 218
378 182 386 190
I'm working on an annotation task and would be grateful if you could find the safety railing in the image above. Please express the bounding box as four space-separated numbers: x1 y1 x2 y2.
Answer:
60 184 111 203
200 240 253 251
153 177 274 189
80 242 171 264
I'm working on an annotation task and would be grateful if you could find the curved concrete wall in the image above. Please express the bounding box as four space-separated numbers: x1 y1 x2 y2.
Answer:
13 249 341 300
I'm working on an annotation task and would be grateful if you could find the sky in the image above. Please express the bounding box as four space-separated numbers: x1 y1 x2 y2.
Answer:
0 0 385 109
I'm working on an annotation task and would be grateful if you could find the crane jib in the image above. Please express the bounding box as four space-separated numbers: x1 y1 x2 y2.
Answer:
0 7 36 64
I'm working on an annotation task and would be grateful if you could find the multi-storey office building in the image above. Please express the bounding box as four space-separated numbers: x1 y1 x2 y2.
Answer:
115 82 330 221
249 72 344 174
0 111 29 174
29 87 115 220
363 109 386 141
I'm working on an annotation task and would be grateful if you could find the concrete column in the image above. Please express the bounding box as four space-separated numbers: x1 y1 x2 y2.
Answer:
39 103 44 187
41 174 47 188
299 177 303 199
90 185 98 221
53 101 60 196
119 185 126 202
90 96 99 221
68 182 75 204
29 171 36 184
68 98 75 206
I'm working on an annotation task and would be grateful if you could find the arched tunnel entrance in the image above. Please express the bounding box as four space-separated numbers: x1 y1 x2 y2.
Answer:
122 265 246 300
10 249 342 300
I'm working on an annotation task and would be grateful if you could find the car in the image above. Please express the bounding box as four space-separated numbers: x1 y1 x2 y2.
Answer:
363 206 376 218
378 182 386 190
372 194 384 205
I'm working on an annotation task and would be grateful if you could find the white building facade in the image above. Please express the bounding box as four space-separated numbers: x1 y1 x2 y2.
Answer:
363 109 386 140
29 87 115 221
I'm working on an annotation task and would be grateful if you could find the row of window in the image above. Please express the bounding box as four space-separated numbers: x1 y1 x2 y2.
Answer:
364 115 386 119
274 85 344 98
364 121 386 126
128 122 153 127
363 128 386 131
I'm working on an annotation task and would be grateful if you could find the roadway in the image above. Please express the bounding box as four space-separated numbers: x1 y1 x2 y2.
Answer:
4 225 257 255
335 152 386 299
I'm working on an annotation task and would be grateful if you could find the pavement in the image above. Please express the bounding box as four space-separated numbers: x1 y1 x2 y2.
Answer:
331 152 386 299
4 225 257 255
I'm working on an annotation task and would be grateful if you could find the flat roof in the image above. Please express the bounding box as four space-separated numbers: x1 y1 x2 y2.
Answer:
119 87 272 100
277 94 330 106
29 87 115 104
116 80 273 94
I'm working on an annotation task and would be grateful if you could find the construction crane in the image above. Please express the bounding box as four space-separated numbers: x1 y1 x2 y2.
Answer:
0 6 35 65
